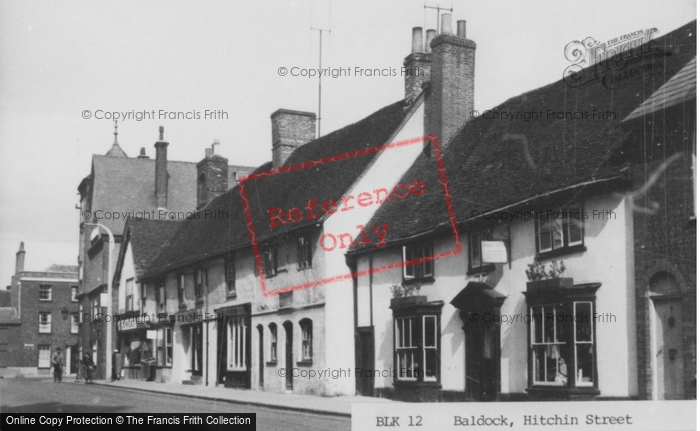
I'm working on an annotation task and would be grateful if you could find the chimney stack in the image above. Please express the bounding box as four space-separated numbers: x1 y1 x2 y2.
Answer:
425 14 476 148
425 29 436 53
197 141 229 210
270 109 316 168
154 126 169 209
403 27 432 103
15 242 25 275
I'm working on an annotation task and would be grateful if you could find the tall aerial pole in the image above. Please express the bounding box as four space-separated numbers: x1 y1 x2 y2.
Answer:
425 3 453 34
311 26 330 138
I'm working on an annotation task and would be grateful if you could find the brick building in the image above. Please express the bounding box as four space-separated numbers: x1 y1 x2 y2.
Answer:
0 242 79 377
77 125 254 380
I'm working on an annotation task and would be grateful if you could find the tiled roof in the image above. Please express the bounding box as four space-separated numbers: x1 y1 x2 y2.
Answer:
127 219 183 278
625 56 696 121
143 100 414 278
349 20 696 252
89 156 198 234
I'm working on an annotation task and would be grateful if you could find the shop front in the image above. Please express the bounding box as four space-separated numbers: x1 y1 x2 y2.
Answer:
176 309 204 385
215 304 251 389
117 318 152 380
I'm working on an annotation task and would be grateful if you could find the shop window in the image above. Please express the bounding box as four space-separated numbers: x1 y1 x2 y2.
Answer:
536 203 584 256
227 316 247 371
156 328 172 367
300 319 313 361
391 300 443 384
525 282 599 394
39 285 52 301
402 243 434 281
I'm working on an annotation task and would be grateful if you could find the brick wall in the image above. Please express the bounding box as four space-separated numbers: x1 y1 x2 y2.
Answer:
631 105 696 400
271 109 316 168
425 34 475 149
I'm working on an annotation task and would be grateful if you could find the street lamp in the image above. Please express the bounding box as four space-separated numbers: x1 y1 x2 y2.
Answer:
84 222 114 383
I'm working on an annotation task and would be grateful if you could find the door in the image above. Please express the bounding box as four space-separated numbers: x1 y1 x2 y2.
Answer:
191 325 203 376
652 298 684 399
356 327 375 396
464 310 500 401
283 321 293 390
69 345 79 374
258 325 264 387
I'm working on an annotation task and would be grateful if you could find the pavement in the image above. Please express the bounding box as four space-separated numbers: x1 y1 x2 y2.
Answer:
69 377 397 417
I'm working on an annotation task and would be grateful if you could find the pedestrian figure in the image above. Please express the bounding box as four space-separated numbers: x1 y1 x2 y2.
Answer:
51 347 64 383
82 353 95 384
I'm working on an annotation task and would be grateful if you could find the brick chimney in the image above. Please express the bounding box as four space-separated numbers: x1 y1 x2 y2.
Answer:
15 242 25 275
197 140 229 209
403 27 432 103
154 126 169 209
271 109 316 168
425 14 475 148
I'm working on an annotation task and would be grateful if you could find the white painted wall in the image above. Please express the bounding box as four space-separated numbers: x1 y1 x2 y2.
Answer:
361 193 638 397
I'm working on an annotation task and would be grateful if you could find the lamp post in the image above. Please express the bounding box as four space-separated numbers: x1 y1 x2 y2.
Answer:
85 222 114 383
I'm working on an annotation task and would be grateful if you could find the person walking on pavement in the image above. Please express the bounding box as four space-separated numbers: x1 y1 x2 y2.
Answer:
82 352 95 384
51 347 64 383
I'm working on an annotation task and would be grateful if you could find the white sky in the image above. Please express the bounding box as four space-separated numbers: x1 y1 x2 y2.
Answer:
0 0 695 286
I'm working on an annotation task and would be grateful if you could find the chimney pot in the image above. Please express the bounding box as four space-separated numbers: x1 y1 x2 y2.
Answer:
159 126 164 141
205 148 212 157
425 29 436 53
457 20 466 38
137 147 149 159
411 27 424 53
441 13 452 34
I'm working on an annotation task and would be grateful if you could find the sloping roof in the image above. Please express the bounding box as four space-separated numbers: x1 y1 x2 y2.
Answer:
106 142 128 157
144 100 415 277
625 56 696 121
0 307 19 325
350 20 696 252
127 219 183 277
89 156 198 234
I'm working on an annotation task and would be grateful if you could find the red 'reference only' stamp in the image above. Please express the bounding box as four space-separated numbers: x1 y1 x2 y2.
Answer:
238 134 460 297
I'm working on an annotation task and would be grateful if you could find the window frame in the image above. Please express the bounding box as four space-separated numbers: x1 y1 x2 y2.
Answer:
296 235 313 270
524 282 600 395
156 327 173 367
38 345 51 368
71 313 79 334
402 242 434 282
390 300 444 385
194 268 207 302
227 316 247 371
300 319 313 362
125 278 134 312
269 323 278 363
157 281 166 313
226 253 236 296
39 285 52 301
177 274 185 305
141 284 147 311
535 203 585 257
263 244 279 277
39 312 52 333
71 286 78 302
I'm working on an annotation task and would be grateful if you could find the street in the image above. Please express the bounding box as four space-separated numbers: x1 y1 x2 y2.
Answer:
0 378 350 431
